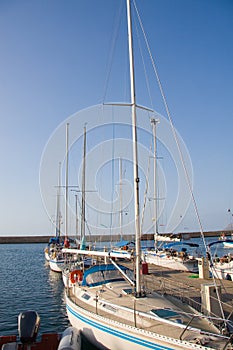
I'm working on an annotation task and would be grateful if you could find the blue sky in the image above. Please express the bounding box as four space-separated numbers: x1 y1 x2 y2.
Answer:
0 0 232 236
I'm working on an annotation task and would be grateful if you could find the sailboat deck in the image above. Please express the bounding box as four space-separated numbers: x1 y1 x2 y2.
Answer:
68 278 230 349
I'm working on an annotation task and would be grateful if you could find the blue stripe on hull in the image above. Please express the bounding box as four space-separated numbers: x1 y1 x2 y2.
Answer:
66 303 175 350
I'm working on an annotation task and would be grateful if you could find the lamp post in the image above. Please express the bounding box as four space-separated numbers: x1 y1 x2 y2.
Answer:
227 209 233 231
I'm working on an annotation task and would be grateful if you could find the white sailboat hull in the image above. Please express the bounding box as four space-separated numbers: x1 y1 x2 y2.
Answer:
223 241 233 248
66 296 205 350
212 260 233 280
49 258 65 273
44 250 50 262
143 252 198 273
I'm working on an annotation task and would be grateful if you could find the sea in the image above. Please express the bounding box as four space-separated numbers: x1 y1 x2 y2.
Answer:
0 238 230 344
0 243 98 349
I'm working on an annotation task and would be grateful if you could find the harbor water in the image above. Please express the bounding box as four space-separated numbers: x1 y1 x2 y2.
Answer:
0 243 69 336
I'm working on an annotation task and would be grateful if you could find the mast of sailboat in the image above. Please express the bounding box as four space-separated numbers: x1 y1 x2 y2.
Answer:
65 123 69 240
126 0 142 297
75 194 78 238
55 161 62 240
81 125 86 244
119 157 123 241
151 118 159 249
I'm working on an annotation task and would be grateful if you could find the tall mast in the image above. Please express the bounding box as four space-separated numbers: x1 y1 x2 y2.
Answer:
81 125 86 243
119 157 123 241
65 123 69 238
75 194 78 238
55 161 62 239
126 0 142 296
151 118 159 248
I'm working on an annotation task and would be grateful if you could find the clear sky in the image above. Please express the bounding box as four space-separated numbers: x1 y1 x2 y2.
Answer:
0 0 232 236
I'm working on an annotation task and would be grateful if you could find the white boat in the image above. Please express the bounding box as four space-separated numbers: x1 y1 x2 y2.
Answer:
48 124 79 273
57 327 81 350
208 240 233 281
218 233 233 248
211 258 233 281
143 242 200 273
61 126 97 285
62 1 233 349
49 124 70 273
49 240 78 273
64 249 232 350
223 242 233 249
156 233 181 242
44 162 63 263
223 240 233 248
49 251 67 273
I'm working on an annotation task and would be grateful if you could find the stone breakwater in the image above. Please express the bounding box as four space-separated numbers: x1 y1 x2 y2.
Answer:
0 230 232 244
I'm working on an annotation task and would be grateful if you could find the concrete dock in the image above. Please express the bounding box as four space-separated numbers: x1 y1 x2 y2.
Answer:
0 230 232 244
143 263 233 324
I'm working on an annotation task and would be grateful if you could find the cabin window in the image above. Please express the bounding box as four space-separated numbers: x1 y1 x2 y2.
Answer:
151 308 182 323
81 293 91 300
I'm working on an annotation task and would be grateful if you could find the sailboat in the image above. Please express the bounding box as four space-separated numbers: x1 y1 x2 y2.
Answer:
143 241 200 273
223 240 233 248
44 162 63 263
142 117 199 272
49 123 76 273
62 125 93 287
63 1 233 349
208 240 233 281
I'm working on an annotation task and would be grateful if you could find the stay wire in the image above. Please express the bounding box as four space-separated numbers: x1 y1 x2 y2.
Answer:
102 2 124 103
133 0 226 322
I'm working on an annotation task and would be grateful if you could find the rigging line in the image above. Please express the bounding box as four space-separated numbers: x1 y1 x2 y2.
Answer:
133 0 226 321
133 0 204 243
102 2 123 103
133 7 154 111
75 189 92 241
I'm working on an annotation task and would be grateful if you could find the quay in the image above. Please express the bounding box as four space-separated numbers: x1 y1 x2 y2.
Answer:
143 263 233 324
0 230 232 244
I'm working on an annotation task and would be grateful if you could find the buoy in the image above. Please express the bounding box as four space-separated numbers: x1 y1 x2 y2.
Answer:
70 270 83 284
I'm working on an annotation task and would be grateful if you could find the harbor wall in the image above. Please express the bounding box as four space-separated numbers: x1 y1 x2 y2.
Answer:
0 230 232 244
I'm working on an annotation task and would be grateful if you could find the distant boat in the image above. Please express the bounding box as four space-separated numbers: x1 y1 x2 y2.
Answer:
48 124 76 273
208 240 233 281
155 233 181 242
221 233 233 248
223 240 233 248
218 232 233 247
211 258 233 281
61 126 97 285
62 1 233 349
44 162 63 263
143 241 200 273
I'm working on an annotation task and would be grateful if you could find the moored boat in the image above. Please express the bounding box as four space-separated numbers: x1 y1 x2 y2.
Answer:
223 240 233 248
208 240 233 281
143 242 200 273
44 162 63 263
63 1 233 349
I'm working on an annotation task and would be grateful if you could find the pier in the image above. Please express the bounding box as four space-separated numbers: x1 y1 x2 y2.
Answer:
0 230 232 244
142 263 233 324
